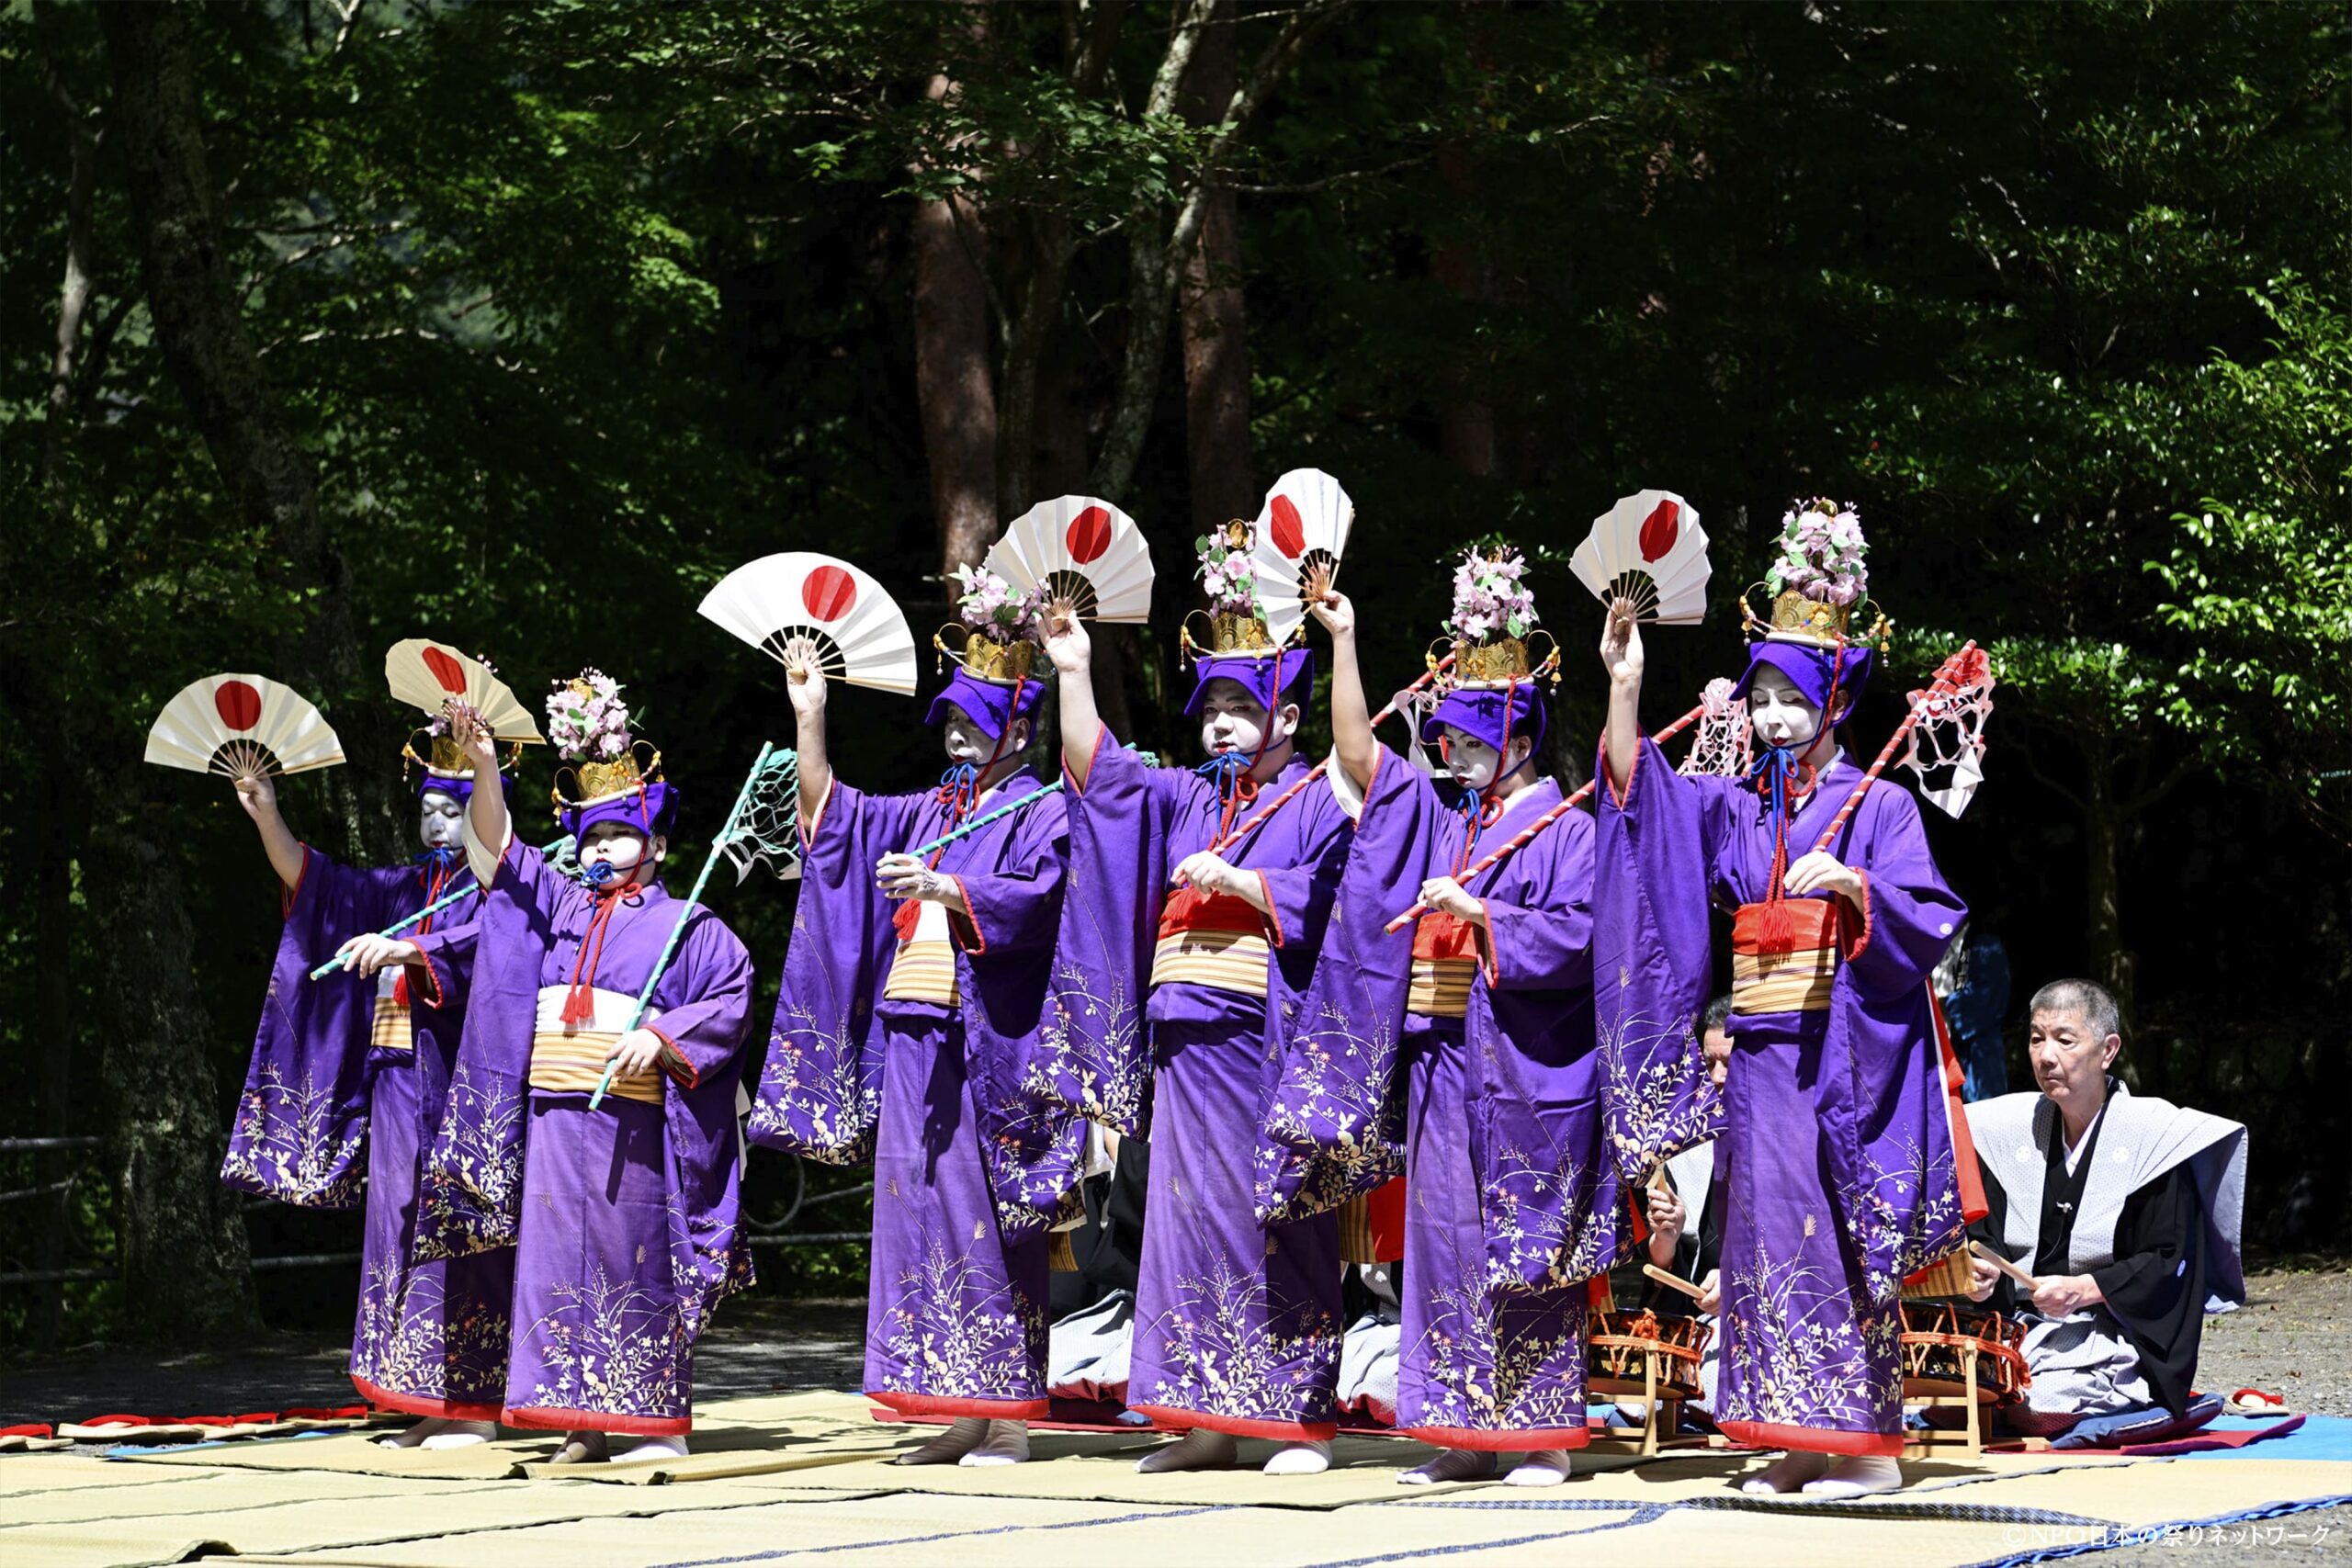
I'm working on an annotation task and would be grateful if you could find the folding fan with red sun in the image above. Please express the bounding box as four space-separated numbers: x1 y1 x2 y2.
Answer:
983 494 1154 624
383 639 545 741
1249 468 1354 646
1570 489 1712 625
698 551 919 695
144 674 345 781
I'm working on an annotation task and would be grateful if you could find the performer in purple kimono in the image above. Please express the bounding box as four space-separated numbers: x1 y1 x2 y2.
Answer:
1597 501 1967 1496
1282 557 1605 1487
1039 523 1356 1477
438 679 753 1464
751 586 1069 1470
226 734 508 1449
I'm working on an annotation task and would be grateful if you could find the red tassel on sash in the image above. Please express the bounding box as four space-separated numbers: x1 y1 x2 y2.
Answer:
560 887 628 1027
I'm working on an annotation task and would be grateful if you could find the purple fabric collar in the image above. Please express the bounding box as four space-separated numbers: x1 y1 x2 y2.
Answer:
924 665 1046 739
1183 647 1317 716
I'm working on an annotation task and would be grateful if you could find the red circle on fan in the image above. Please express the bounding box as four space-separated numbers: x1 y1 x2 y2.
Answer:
801 564 858 621
421 646 469 694
1066 506 1113 565
1638 498 1680 562
215 681 264 731
1269 495 1306 559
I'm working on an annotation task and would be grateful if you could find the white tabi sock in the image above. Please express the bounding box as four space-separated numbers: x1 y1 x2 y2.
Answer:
1803 1453 1903 1496
1506 1449 1574 1486
1261 1438 1332 1476
1135 1427 1238 1473
1396 1448 1497 1485
1739 1450 1829 1494
378 1416 447 1450
612 1433 689 1465
958 1419 1031 1467
547 1429 608 1465
417 1419 496 1450
898 1416 991 1465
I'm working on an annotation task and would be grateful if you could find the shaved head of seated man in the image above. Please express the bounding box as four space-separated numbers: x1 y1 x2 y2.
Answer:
1962 979 2248 1441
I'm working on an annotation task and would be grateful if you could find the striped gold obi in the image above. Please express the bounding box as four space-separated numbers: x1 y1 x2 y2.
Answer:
1149 887 1269 998
529 986 665 1106
882 897 961 1006
1406 911 1480 1019
370 967 413 1052
1729 898 1844 1016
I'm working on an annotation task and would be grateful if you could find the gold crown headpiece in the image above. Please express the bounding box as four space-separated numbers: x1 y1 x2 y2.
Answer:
548 675 662 808
401 728 522 782
1738 497 1894 654
932 626 1039 685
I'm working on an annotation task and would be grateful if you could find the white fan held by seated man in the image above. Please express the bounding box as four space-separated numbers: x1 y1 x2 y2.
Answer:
699 551 920 695
1249 468 1354 648
983 493 1155 626
384 638 545 742
144 673 345 781
1570 488 1712 626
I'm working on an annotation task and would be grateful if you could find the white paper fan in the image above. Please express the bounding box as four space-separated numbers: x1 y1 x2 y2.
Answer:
144 674 345 781
1570 489 1711 625
1250 468 1355 645
983 495 1154 624
383 638 545 743
698 552 919 695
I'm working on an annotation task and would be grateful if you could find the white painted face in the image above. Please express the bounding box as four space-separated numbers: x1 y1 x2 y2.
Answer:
418 789 468 852
1438 727 1532 792
580 822 662 882
1746 667 1826 750
942 704 1027 766
1197 678 1297 760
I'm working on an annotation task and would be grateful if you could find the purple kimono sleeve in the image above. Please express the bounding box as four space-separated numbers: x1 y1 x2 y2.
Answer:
949 800 1067 958
1592 736 1723 1184
220 848 399 1209
413 838 552 1262
1818 784 1971 1305
1255 748 1433 1226
745 779 913 1164
1478 810 1595 992
403 908 481 1011
656 909 759 1333
1037 733 1174 1136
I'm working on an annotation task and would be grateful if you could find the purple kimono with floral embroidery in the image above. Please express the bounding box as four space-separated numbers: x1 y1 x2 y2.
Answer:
1265 751 1611 1447
1042 733 1355 1439
1598 734 1965 1455
748 769 1076 1416
419 838 753 1436
225 848 512 1419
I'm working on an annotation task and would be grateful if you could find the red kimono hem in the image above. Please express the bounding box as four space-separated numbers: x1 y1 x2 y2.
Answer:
503 1404 689 1438
1128 1403 1338 1442
868 1391 1051 1421
1400 1423 1592 1452
351 1373 500 1424
1720 1418 1904 1457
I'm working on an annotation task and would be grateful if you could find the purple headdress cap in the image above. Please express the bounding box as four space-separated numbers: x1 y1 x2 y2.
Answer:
1732 639 1874 717
924 666 1046 740
1182 648 1317 717
561 778 679 844
1420 683 1548 756
415 764 521 809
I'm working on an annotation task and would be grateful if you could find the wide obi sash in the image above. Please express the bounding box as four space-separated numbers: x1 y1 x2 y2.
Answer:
530 985 667 1106
1729 897 1844 1016
1406 911 1478 1020
882 897 961 1007
371 965 413 1053
1150 886 1270 998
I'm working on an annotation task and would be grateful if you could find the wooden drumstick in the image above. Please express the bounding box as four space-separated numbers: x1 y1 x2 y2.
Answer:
1969 1239 2037 1289
1642 1263 1706 1300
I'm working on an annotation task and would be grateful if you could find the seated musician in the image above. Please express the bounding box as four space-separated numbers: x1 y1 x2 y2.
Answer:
1644 995 1732 1412
1962 979 2248 1439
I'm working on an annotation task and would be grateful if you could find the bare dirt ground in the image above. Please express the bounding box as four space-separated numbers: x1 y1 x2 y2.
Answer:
5 1269 2346 1562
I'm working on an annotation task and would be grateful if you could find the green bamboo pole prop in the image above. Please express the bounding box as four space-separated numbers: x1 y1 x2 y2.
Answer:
588 743 774 1111
308 835 571 981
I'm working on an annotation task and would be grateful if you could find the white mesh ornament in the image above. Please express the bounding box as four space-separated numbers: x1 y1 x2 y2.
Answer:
1899 648 1996 818
1679 676 1753 778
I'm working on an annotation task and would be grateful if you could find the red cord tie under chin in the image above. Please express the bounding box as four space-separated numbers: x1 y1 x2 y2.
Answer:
559 883 635 1027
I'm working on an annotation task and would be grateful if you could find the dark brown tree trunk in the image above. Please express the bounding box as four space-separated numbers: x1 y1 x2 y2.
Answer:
98 1 370 858
912 51 1000 585
1432 146 1497 479
1178 1 1254 536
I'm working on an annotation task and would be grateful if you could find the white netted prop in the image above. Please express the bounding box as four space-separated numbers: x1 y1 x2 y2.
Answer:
718 746 804 884
1898 649 1996 818
1679 676 1752 778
